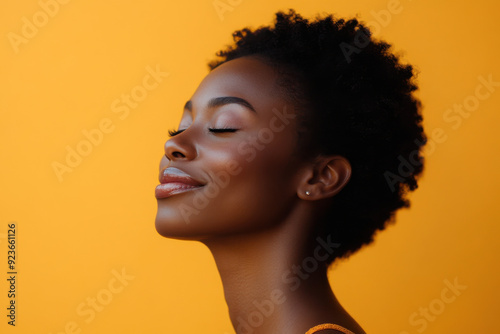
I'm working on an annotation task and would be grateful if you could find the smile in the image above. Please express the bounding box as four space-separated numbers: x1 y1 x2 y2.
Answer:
156 167 206 199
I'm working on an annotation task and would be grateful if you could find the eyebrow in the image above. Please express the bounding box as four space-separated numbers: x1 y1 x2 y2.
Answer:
183 96 256 113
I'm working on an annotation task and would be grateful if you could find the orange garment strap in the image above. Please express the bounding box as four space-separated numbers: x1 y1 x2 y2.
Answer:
305 323 356 334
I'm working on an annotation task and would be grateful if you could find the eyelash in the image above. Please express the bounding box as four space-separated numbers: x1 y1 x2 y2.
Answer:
167 127 238 137
167 128 185 137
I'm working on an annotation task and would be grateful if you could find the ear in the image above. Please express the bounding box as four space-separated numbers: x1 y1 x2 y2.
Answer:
297 155 352 200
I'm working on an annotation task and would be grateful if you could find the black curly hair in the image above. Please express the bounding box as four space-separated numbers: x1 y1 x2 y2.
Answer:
207 9 427 264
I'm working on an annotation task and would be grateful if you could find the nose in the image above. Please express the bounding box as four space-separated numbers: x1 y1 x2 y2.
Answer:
164 131 197 161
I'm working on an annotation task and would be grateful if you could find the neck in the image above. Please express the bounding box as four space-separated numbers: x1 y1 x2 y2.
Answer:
200 205 353 334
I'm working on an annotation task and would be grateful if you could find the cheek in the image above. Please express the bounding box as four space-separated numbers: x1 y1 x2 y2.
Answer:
207 135 297 224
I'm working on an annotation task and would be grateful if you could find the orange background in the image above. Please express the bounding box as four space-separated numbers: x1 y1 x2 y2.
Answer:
1 0 499 333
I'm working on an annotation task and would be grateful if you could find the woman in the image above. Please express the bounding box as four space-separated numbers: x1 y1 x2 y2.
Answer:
155 9 426 334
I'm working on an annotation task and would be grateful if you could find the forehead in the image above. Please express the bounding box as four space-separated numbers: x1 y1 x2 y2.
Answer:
189 56 287 113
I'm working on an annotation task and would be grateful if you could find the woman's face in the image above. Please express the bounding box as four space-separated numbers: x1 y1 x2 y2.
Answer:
155 56 305 240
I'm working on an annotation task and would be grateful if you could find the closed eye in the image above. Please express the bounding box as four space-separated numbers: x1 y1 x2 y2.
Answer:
168 127 238 137
208 128 238 133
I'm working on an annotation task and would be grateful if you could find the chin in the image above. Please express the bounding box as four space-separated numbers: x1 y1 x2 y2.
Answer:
155 214 190 238
154 208 209 241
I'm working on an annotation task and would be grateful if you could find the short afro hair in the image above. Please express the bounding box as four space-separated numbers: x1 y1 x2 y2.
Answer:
208 9 427 264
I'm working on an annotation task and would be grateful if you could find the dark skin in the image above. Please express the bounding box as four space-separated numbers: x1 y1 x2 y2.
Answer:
155 56 366 334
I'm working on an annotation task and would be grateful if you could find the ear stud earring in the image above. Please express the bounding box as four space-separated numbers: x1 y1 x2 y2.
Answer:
305 191 310 196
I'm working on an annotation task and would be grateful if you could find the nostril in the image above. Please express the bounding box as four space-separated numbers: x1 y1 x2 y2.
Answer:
172 151 186 158
164 135 194 160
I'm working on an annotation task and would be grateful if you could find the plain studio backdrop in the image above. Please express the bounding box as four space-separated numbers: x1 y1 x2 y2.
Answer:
1 0 499 333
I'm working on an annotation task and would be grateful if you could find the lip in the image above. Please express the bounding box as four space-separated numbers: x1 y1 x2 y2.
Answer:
155 167 205 199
